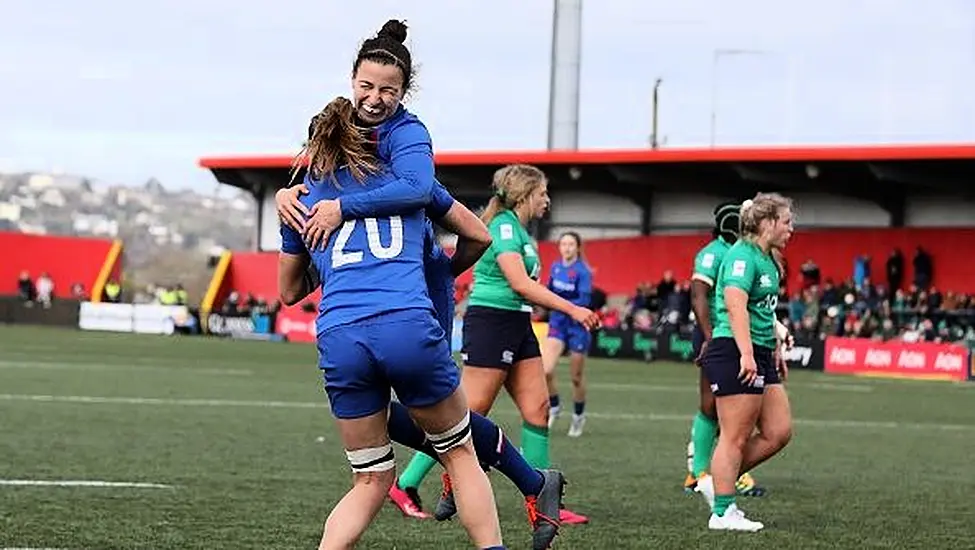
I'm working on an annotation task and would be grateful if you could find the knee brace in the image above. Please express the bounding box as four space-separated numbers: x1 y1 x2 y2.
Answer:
346 444 395 473
425 410 473 455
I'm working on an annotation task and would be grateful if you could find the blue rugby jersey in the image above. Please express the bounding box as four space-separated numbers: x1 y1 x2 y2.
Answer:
547 259 593 308
280 170 454 333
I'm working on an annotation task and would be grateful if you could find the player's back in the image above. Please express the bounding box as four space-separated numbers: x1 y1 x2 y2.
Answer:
301 168 433 333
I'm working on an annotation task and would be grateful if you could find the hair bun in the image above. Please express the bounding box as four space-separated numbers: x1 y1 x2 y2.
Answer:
741 199 754 211
378 19 408 44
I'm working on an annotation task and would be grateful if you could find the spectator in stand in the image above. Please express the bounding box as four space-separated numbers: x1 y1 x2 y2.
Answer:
788 292 805 326
820 279 839 308
71 283 88 300
221 291 241 315
103 280 121 302
799 259 820 289
886 248 904 292
913 246 932 290
17 271 36 305
35 272 54 308
657 270 677 305
853 255 870 290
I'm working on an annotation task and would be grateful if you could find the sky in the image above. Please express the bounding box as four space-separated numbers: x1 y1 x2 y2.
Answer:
2 0 973 190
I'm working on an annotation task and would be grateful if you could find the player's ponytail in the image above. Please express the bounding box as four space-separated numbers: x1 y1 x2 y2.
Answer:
480 164 547 224
739 192 793 244
291 97 378 186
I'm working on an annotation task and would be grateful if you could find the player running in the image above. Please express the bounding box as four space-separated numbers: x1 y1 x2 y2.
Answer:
696 193 795 532
683 203 765 496
542 231 594 437
425 164 600 526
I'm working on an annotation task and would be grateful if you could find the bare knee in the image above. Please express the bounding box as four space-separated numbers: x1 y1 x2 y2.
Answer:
522 394 549 427
763 422 793 451
352 469 396 493
570 369 584 389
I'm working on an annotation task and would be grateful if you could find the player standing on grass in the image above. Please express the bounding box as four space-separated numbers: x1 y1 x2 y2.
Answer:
542 231 593 437
279 186 566 550
696 193 795 532
278 95 506 550
683 203 765 496
418 164 599 526
276 19 509 549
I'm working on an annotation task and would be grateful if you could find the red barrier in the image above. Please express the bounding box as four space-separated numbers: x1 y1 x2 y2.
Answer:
274 302 318 343
222 227 975 303
0 232 116 299
824 336 969 382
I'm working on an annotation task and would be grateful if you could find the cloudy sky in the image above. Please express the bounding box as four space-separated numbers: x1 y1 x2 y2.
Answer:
2 0 973 190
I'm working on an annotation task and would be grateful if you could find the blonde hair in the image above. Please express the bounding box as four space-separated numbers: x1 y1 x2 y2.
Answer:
290 97 378 186
480 164 547 224
739 192 793 244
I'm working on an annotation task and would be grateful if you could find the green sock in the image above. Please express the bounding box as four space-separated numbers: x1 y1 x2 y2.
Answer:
714 494 736 517
398 452 438 489
520 421 551 469
691 412 719 477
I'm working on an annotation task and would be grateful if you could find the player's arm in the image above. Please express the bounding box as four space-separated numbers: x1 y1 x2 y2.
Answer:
337 121 434 219
691 250 720 339
425 182 492 276
691 281 714 338
277 223 315 306
576 266 593 307
496 253 584 316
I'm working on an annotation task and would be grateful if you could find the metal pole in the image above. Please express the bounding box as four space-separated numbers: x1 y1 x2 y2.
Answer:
651 78 662 148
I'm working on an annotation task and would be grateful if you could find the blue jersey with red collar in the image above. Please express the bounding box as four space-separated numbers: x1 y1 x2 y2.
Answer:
548 259 593 308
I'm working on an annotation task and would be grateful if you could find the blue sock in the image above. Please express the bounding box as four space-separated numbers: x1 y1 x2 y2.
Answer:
387 402 440 463
482 546 506 550
387 403 545 497
574 401 585 415
549 394 560 408
469 411 545 496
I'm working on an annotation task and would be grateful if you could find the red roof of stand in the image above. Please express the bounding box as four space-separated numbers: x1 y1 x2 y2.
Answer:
198 143 975 170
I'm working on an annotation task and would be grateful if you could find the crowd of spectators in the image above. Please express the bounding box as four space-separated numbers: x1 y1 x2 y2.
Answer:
564 247 974 346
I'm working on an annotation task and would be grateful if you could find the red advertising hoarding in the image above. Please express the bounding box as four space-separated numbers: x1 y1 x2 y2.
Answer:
274 306 317 343
824 337 969 382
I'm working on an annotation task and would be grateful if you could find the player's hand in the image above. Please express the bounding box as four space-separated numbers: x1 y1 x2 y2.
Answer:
694 339 709 367
776 348 789 382
738 353 758 385
275 185 310 232
304 199 342 250
571 306 601 331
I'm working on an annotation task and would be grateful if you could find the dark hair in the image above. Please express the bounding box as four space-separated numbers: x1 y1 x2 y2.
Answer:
559 231 582 248
713 201 740 241
291 97 378 185
354 20 416 94
558 231 586 262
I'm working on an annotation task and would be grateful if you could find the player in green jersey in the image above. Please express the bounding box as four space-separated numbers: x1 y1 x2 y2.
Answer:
696 193 795 532
407 164 600 528
683 203 765 497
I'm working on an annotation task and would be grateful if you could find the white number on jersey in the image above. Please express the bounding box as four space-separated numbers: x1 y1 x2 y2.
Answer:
331 216 404 268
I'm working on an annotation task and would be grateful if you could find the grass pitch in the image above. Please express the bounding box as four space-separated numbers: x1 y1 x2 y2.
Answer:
0 325 973 549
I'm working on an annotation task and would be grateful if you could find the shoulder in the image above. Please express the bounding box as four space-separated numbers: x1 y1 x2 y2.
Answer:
381 108 432 149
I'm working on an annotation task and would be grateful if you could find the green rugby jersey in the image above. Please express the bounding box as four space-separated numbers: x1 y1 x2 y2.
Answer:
691 236 732 330
467 209 540 312
712 240 780 349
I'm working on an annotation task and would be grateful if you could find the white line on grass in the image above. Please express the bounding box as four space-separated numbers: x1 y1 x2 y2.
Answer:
0 479 172 489
0 393 970 432
589 382 873 393
0 361 252 377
